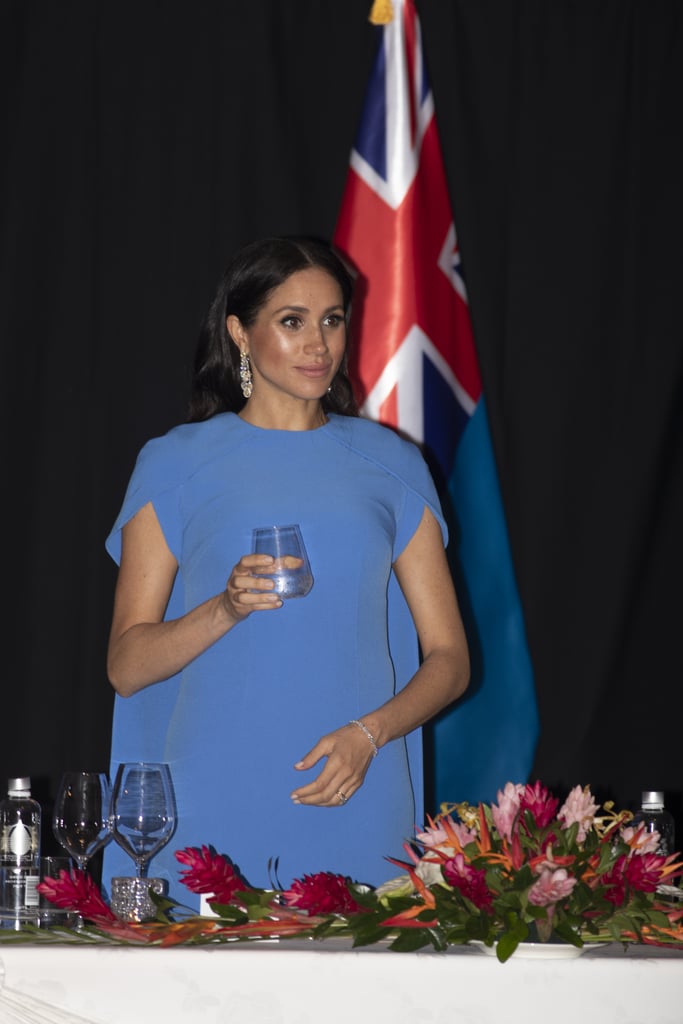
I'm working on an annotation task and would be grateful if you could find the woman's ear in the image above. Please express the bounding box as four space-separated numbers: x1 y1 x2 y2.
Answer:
226 315 247 353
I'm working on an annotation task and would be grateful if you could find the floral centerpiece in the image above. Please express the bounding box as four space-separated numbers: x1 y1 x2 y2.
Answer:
31 782 683 961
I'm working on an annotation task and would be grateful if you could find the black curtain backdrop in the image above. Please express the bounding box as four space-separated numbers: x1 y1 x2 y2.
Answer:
2 1 681 853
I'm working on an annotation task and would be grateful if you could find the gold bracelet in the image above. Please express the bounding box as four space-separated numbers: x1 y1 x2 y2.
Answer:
349 719 379 757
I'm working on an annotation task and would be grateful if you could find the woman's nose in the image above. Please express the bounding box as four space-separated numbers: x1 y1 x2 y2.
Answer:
304 325 328 351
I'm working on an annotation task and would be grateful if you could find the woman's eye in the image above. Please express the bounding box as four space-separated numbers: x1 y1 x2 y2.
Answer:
281 315 302 329
324 314 344 328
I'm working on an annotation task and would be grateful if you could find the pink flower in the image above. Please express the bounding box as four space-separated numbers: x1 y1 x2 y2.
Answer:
621 824 661 855
451 821 478 847
416 824 451 848
282 873 365 915
528 868 577 907
442 853 493 910
558 785 599 842
37 867 117 922
175 845 250 904
416 816 476 851
491 782 524 841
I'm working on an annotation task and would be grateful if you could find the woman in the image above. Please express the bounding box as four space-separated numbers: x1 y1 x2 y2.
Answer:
104 236 469 906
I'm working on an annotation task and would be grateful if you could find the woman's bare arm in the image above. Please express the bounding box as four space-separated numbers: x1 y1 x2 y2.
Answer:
107 502 283 696
290 506 469 805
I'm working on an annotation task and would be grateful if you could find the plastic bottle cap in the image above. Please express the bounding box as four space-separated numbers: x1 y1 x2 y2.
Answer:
641 790 664 808
7 778 31 795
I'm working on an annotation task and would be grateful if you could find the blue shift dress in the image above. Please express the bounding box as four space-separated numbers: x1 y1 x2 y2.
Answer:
103 412 446 907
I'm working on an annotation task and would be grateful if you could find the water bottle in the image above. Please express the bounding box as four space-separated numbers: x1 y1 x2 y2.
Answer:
630 791 675 857
0 777 41 927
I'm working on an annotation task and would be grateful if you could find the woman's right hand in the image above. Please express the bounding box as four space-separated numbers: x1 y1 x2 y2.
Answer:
222 553 300 620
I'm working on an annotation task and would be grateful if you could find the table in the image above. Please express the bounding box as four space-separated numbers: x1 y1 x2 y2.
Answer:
0 939 681 1024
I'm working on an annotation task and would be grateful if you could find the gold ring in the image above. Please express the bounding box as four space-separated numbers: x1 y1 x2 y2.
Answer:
337 790 348 805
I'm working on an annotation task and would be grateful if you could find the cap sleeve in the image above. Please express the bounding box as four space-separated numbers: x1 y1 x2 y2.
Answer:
105 434 184 565
328 416 447 561
392 438 447 560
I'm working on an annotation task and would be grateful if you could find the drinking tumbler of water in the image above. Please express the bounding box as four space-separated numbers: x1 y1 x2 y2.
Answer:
251 524 313 598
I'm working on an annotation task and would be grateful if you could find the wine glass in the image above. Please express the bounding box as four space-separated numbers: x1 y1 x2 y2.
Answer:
52 770 113 873
110 762 176 878
251 524 314 598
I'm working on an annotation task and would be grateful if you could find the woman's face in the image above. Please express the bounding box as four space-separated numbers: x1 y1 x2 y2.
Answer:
230 267 347 405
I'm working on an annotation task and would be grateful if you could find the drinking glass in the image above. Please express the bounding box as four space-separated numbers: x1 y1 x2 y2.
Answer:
251 524 314 598
52 771 113 873
110 762 176 878
38 856 78 928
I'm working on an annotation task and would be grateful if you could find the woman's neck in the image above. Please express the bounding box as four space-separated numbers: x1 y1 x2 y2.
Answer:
238 398 328 432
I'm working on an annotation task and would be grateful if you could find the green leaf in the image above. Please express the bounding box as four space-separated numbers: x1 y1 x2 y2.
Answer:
495 932 519 962
387 928 440 952
495 916 529 962
553 920 582 947
203 902 249 924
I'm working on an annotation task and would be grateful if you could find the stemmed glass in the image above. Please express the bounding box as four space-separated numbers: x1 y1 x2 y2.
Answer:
52 770 113 873
110 762 176 878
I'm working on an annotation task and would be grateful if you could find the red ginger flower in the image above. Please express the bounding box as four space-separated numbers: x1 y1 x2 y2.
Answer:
175 845 250 904
37 867 117 922
519 781 560 830
601 851 668 906
442 853 494 911
282 872 365 915
624 852 669 893
601 857 628 907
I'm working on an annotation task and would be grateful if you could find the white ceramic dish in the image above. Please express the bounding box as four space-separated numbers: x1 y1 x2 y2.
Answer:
470 940 603 959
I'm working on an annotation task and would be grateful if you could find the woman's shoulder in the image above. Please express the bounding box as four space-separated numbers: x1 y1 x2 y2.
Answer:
327 414 443 530
141 413 232 449
134 413 238 482
328 414 426 469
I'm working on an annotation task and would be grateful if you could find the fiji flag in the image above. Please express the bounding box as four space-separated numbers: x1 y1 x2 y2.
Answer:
333 0 539 808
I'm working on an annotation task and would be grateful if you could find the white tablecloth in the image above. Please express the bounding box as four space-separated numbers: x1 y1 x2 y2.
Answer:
0 939 681 1024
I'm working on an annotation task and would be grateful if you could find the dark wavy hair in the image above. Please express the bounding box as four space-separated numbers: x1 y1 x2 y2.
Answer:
188 236 358 421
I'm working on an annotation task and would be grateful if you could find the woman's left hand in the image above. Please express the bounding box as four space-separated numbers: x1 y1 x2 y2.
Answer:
290 723 376 807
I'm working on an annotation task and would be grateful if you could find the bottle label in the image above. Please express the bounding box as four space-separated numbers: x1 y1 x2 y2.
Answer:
0 823 39 862
24 873 39 908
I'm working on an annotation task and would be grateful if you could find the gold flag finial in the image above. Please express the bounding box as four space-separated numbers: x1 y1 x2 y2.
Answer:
369 0 394 26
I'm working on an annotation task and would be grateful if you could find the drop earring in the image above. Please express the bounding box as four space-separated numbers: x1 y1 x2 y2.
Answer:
240 351 253 398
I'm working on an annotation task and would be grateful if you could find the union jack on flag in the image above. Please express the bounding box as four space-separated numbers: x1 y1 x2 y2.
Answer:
334 0 478 484
334 0 539 807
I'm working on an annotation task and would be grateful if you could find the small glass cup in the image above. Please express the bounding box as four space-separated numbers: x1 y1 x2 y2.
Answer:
251 524 314 598
38 856 78 929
